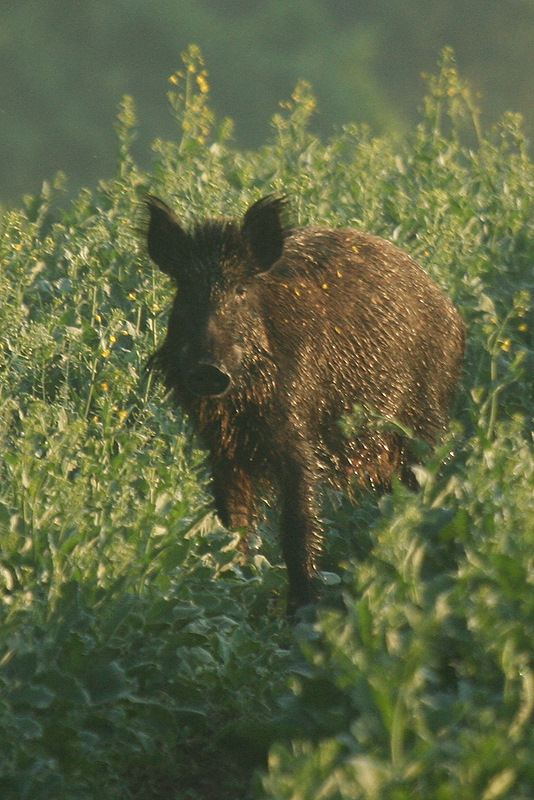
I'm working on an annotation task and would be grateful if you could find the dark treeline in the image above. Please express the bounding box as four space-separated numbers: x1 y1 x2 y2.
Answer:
3 0 534 202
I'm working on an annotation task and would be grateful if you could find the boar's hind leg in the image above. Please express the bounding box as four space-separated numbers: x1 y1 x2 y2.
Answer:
210 461 258 558
278 457 322 614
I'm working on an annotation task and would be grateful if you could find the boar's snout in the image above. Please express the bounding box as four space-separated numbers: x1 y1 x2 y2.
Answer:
185 360 232 397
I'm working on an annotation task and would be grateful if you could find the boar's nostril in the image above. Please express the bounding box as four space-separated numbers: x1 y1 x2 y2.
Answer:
186 363 232 397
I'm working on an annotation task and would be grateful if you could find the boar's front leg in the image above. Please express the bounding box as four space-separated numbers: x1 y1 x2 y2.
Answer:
210 459 258 557
278 454 323 614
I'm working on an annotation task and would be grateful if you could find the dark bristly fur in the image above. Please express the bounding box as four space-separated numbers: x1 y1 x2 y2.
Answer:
145 194 465 613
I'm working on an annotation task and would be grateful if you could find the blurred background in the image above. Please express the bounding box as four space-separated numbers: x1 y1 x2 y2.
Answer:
2 0 534 204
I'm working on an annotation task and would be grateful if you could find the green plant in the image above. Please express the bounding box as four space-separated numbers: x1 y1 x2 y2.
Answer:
1 48 534 799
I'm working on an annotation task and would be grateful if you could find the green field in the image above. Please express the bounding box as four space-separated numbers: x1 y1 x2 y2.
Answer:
1 50 534 799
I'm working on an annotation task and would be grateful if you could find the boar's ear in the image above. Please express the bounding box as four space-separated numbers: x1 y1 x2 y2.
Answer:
145 195 190 278
241 194 288 274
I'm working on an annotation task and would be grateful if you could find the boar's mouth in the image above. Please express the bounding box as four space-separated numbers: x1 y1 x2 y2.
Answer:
185 362 232 397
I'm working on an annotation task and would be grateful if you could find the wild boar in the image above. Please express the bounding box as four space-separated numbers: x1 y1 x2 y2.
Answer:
146 194 464 612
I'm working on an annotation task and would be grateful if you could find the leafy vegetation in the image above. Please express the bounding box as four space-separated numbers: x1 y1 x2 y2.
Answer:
4 0 534 201
1 48 534 798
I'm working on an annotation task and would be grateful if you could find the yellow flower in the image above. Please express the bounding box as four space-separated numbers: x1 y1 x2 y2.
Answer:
518 323 528 332
110 335 117 344
100 382 109 391
196 72 209 94
500 339 512 352
101 349 111 358
118 410 128 421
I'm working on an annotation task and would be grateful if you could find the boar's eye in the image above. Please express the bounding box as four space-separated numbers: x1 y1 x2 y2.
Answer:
235 286 247 300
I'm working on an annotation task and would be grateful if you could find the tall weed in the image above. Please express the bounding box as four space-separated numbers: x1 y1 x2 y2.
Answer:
1 48 533 799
